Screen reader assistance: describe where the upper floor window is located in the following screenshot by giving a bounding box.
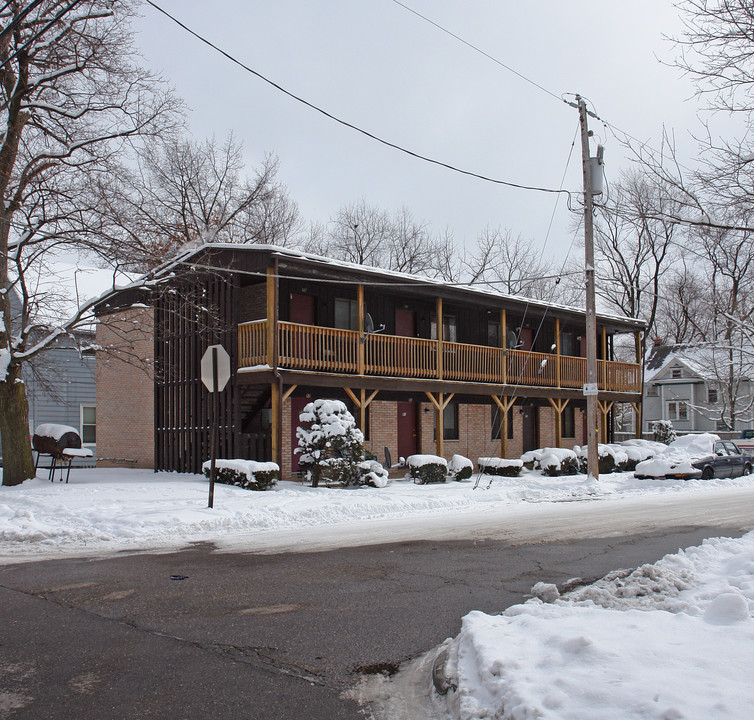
[487,320,500,348]
[667,401,688,421]
[647,384,659,397]
[708,387,718,404]
[671,367,682,379]
[559,331,578,357]
[334,298,358,331]
[430,313,457,343]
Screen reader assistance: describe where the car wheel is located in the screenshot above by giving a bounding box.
[701,466,714,480]
[744,464,752,476]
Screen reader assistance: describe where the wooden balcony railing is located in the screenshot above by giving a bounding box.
[238,320,642,393]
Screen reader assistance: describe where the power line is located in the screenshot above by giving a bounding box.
[389,0,566,106]
[143,0,571,199]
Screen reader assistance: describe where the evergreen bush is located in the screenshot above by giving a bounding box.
[407,455,447,484]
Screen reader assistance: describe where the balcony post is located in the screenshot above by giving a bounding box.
[357,284,365,375]
[266,267,275,367]
[501,309,507,385]
[436,297,443,381]
[635,330,643,438]
[555,318,561,388]
[492,395,514,458]
[270,380,281,471]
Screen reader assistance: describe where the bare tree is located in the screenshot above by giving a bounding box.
[321,199,449,276]
[0,1,180,485]
[466,226,555,299]
[100,137,302,269]
[591,172,681,357]
[654,262,712,343]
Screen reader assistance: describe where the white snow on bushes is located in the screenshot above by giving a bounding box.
[406,454,447,468]
[201,459,278,480]
[443,531,754,720]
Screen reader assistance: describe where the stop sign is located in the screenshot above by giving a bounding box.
[201,344,231,392]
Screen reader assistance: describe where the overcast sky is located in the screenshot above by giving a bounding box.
[133,1,729,265]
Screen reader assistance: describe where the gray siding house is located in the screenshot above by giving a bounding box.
[0,289,96,466]
[643,341,754,436]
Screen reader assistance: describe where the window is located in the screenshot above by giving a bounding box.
[559,331,577,357]
[671,367,682,378]
[716,419,729,431]
[708,387,718,404]
[491,406,514,440]
[81,405,96,444]
[334,298,358,331]
[430,313,457,342]
[561,406,575,438]
[667,401,688,421]
[646,384,659,397]
[487,320,500,348]
[436,402,458,441]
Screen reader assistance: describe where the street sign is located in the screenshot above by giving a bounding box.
[582,382,599,396]
[201,345,231,393]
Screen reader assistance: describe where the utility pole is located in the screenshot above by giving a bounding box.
[577,95,600,481]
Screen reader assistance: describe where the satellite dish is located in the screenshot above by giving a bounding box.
[506,330,520,349]
[364,313,375,334]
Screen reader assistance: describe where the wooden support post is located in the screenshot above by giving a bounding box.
[492,395,516,458]
[266,267,275,367]
[282,384,297,403]
[635,330,643,438]
[271,381,280,470]
[357,284,365,375]
[548,397,569,448]
[555,318,561,388]
[425,391,454,458]
[344,387,379,433]
[501,308,507,385]
[597,399,614,444]
[436,297,444,381]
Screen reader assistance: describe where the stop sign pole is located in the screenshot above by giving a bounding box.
[201,344,231,508]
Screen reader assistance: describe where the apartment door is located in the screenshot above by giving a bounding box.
[395,308,416,337]
[289,293,316,363]
[290,293,316,324]
[397,402,418,459]
[522,405,538,453]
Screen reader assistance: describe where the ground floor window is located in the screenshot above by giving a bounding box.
[81,405,96,444]
[491,405,514,440]
[434,402,459,441]
[561,405,575,437]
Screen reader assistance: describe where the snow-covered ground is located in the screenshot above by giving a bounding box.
[2,465,754,562]
[3,466,754,720]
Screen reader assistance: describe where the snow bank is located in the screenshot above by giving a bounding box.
[444,531,754,720]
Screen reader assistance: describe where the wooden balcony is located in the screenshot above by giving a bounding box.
[238,320,642,394]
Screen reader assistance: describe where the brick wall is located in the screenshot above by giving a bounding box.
[96,307,155,468]
[239,284,266,322]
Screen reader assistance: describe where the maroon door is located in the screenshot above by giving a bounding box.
[395,308,416,337]
[519,328,534,351]
[397,402,418,459]
[290,396,309,472]
[522,405,538,453]
[290,293,316,324]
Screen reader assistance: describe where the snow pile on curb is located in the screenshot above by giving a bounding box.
[443,531,754,720]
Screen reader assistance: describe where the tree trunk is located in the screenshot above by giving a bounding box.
[0,368,35,486]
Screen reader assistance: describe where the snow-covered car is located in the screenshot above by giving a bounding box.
[634,433,754,480]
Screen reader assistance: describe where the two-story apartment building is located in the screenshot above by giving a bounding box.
[96,244,644,478]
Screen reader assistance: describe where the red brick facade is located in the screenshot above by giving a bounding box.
[96,307,155,468]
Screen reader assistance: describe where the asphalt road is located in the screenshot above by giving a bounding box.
[2,495,753,720]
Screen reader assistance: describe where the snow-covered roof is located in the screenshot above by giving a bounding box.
[645,342,754,383]
[149,242,645,331]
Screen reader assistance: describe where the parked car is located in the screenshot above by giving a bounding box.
[634,433,754,480]
[693,440,754,479]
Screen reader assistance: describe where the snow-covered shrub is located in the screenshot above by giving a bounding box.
[538,448,580,476]
[574,444,624,475]
[407,454,447,484]
[202,460,279,491]
[520,449,542,470]
[478,457,523,477]
[448,454,473,481]
[652,419,677,444]
[357,460,389,488]
[295,399,365,487]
